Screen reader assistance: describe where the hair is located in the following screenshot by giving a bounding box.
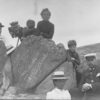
[40,8,51,16]
[26,19,35,28]
[68,40,77,48]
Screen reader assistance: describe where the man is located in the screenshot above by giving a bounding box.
[46,71,71,100]
[80,53,100,100]
[66,40,81,87]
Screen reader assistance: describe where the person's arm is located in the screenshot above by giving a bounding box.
[41,24,54,39]
[36,22,41,36]
[73,53,80,65]
[66,50,72,62]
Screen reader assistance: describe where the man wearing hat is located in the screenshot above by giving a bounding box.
[46,71,71,100]
[80,53,100,100]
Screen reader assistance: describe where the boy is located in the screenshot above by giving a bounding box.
[46,71,71,100]
[37,8,54,39]
[66,40,81,87]
[23,19,38,37]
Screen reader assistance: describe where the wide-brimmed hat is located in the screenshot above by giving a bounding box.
[0,23,4,27]
[52,71,69,80]
[84,53,96,61]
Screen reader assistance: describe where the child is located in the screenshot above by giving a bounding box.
[23,19,38,37]
[37,8,54,39]
[46,71,71,100]
[66,40,81,87]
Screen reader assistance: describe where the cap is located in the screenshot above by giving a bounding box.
[0,23,4,27]
[84,53,96,61]
[52,71,69,80]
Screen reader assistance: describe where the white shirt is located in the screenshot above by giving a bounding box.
[46,88,71,100]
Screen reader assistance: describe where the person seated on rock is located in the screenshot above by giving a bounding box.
[79,53,100,100]
[46,71,71,100]
[37,8,54,39]
[23,19,39,38]
[66,40,81,87]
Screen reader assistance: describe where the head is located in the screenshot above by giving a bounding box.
[68,40,77,52]
[41,8,51,21]
[85,53,96,63]
[84,53,96,69]
[52,71,68,90]
[0,23,4,35]
[26,19,35,29]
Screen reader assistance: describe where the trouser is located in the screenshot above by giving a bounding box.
[75,70,82,87]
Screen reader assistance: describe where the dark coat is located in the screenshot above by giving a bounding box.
[66,49,81,86]
[79,63,100,100]
[66,49,80,68]
[37,20,54,39]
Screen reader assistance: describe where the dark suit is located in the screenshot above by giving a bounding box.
[80,62,100,100]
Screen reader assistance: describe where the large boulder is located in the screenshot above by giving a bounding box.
[10,36,67,92]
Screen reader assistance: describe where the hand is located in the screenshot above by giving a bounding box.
[82,83,92,92]
[96,73,100,77]
[71,57,75,61]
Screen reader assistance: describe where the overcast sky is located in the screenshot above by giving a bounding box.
[0,0,100,48]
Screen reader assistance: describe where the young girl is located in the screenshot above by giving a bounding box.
[37,8,54,39]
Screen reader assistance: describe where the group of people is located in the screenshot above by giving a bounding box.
[0,7,99,100]
[8,8,54,42]
[46,51,100,100]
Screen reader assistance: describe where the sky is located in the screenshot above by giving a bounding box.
[0,0,100,48]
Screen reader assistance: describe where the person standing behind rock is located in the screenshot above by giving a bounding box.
[37,8,54,39]
[66,40,81,87]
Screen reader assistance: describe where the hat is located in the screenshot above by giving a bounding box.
[0,23,4,27]
[10,21,18,26]
[84,53,96,61]
[52,71,68,80]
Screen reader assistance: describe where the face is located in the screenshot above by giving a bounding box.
[69,45,76,52]
[53,79,66,90]
[41,11,51,21]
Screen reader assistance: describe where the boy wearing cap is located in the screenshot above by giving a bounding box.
[66,40,81,87]
[80,53,100,100]
[46,71,71,100]
[37,8,54,39]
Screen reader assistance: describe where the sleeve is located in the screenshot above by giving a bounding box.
[65,91,71,100]
[37,22,41,35]
[48,23,54,39]
[79,73,86,90]
[92,82,100,90]
[46,92,52,100]
[66,50,72,62]
[74,53,81,65]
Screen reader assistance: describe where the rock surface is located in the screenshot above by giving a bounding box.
[10,36,67,92]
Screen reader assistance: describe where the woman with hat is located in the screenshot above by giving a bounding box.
[46,71,71,100]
